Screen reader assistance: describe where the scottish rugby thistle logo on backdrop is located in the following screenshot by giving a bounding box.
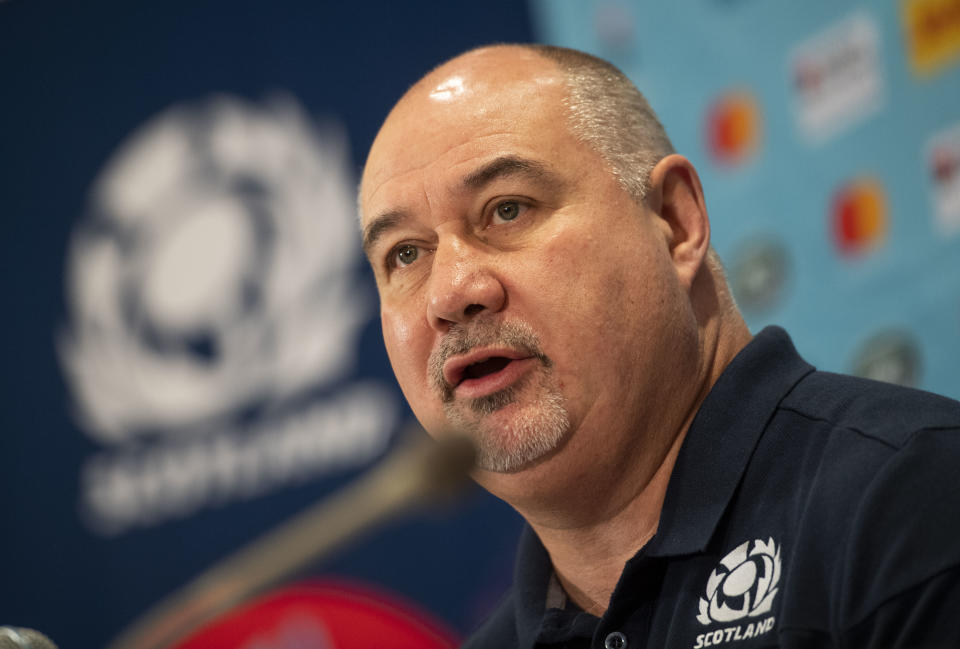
[59,94,398,536]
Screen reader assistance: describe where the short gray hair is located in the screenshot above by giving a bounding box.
[526,44,675,202]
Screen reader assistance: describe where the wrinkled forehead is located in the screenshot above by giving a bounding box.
[360,49,569,219]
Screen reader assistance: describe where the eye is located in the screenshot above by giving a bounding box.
[392,244,420,267]
[492,200,523,224]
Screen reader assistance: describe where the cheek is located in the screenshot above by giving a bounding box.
[381,308,423,389]
[381,307,446,429]
[532,227,598,289]
[535,224,629,314]
[535,219,677,350]
[382,307,413,349]
[381,304,434,387]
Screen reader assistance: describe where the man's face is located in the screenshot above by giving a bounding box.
[360,49,697,491]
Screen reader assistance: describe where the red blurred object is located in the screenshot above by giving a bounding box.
[173,580,460,649]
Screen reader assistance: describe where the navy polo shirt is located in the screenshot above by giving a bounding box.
[463,327,960,649]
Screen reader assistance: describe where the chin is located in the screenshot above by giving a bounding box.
[455,395,570,474]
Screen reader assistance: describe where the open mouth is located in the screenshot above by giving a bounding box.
[443,350,537,400]
[462,356,513,381]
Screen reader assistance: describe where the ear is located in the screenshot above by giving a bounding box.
[644,154,711,291]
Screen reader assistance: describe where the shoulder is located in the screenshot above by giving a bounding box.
[759,371,960,527]
[777,372,960,628]
[780,370,960,449]
[839,424,960,621]
[460,590,520,649]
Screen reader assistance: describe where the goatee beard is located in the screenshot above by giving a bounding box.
[428,320,569,473]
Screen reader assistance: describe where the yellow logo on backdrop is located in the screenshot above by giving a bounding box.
[902,0,960,77]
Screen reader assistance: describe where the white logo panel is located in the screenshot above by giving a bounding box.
[926,121,960,235]
[790,12,884,144]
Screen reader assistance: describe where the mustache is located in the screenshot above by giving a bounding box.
[428,320,550,400]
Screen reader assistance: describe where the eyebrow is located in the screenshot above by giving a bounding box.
[362,155,562,258]
[461,155,558,191]
[362,210,407,259]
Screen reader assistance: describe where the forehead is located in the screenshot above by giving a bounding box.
[360,52,577,222]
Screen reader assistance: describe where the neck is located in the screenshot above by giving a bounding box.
[527,293,752,616]
[531,421,688,615]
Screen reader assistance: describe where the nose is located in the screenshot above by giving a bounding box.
[426,234,506,330]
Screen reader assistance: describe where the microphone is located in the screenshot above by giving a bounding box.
[0,627,57,649]
[105,428,476,649]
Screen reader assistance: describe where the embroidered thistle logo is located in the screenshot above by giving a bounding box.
[697,538,781,625]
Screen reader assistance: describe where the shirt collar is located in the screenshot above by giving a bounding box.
[513,524,557,649]
[509,326,814,645]
[644,325,814,557]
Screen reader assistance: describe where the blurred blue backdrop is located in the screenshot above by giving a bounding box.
[1,1,957,647]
